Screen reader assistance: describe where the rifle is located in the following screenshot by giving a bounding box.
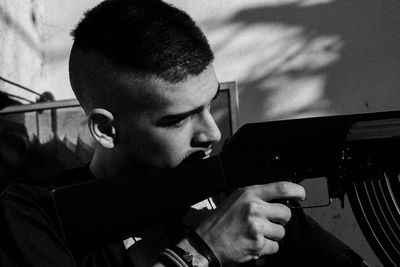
[51,110,400,265]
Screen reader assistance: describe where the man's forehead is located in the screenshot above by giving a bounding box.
[113,64,218,114]
[151,69,218,111]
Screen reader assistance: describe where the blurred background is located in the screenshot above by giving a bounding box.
[1,0,400,265]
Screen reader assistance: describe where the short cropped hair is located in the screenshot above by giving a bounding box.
[71,0,214,83]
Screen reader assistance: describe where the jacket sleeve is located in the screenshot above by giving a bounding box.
[0,188,78,267]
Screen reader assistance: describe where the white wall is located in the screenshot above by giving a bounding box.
[170,0,400,123]
[0,0,44,102]
[2,0,400,266]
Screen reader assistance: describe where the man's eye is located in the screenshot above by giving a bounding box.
[171,119,186,127]
[166,117,187,128]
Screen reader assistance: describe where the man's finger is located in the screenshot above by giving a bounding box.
[261,239,279,256]
[263,221,286,241]
[264,202,292,226]
[251,182,306,202]
[248,201,291,225]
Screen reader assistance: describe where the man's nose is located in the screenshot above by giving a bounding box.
[192,110,221,146]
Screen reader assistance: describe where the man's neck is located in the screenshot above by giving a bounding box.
[89,148,124,179]
[89,148,151,179]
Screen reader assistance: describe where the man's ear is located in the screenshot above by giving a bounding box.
[87,108,116,149]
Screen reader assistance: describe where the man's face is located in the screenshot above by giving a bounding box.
[115,65,221,171]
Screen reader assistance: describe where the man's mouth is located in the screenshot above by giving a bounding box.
[180,150,211,165]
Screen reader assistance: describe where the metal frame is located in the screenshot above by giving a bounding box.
[0,99,80,114]
[219,81,240,133]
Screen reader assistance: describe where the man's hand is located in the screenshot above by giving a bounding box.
[195,181,306,265]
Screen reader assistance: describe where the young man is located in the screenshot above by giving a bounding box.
[0,0,364,266]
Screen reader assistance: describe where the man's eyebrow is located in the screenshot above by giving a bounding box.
[157,106,204,125]
[156,83,220,125]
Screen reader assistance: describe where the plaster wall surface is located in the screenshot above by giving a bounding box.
[0,0,44,102]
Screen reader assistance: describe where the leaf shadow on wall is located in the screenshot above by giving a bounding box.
[209,0,400,122]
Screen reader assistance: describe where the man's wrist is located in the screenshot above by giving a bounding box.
[159,223,221,267]
[182,226,221,267]
[176,238,209,267]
